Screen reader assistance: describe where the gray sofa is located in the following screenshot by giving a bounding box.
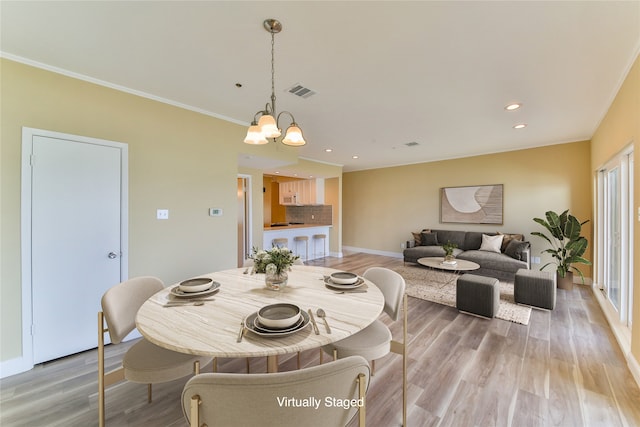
[403,228,530,281]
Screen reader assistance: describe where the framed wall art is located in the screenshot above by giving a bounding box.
[440,184,503,224]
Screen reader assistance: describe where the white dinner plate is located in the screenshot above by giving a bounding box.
[253,316,304,333]
[324,276,365,289]
[244,311,310,337]
[170,281,220,298]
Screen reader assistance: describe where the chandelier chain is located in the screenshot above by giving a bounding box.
[270,29,276,114]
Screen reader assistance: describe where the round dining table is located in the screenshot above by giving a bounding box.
[136,265,385,372]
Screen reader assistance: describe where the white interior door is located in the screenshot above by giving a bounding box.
[30,134,124,363]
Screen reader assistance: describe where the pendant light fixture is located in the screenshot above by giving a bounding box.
[244,19,306,146]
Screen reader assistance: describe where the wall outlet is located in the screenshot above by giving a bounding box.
[400,243,406,249]
[531,256,541,264]
[157,209,169,220]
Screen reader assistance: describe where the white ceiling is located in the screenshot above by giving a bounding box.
[2,1,639,173]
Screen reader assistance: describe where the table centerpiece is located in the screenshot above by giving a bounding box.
[250,246,300,291]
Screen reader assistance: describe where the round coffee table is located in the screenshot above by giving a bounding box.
[417,257,480,273]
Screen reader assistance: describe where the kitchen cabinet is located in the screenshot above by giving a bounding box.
[278,179,324,205]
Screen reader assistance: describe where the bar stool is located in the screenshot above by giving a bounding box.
[272,238,288,248]
[293,236,309,260]
[313,234,327,258]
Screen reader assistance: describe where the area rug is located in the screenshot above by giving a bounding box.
[393,265,531,325]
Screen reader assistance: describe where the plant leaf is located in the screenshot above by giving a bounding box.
[545,211,564,240]
[564,215,581,241]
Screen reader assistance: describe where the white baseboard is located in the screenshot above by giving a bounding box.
[629,350,640,388]
[0,356,32,379]
[342,246,403,259]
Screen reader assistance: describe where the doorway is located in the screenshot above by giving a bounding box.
[597,146,634,328]
[21,128,128,365]
[237,175,252,267]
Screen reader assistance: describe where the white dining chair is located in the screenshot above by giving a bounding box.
[182,355,370,427]
[98,276,212,427]
[321,267,408,426]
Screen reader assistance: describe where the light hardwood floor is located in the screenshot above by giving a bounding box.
[1,253,639,426]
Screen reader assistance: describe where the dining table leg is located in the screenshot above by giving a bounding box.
[267,355,278,373]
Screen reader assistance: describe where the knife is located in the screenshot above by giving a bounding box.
[308,309,320,335]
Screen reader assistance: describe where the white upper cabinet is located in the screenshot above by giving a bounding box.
[279,178,324,205]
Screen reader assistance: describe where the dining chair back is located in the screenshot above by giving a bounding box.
[362,267,405,321]
[323,267,408,426]
[182,356,370,427]
[98,276,211,427]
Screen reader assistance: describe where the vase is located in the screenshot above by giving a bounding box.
[444,254,455,262]
[557,271,573,290]
[265,270,288,291]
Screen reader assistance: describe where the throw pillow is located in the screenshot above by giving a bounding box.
[505,239,530,261]
[497,232,524,252]
[479,234,503,253]
[411,228,430,246]
[421,232,438,246]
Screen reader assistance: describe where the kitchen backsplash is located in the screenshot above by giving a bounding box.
[286,205,332,225]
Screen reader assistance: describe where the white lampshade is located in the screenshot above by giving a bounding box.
[282,125,306,146]
[244,124,269,145]
[258,115,281,138]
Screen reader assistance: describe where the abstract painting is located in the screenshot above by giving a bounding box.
[440,184,503,224]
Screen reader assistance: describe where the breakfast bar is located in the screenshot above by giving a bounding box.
[263,224,331,260]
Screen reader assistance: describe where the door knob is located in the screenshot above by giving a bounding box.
[108,252,118,259]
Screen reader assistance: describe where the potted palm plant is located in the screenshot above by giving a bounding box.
[531,210,591,290]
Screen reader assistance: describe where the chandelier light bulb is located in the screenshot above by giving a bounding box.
[282,125,306,146]
[244,124,269,145]
[258,114,281,138]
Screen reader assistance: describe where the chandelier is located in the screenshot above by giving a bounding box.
[244,19,306,146]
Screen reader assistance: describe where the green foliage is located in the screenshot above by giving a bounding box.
[531,209,591,282]
[249,246,299,275]
[442,241,457,257]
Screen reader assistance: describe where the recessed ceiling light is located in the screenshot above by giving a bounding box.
[513,123,527,129]
[352,155,359,159]
[505,103,521,111]
[325,148,333,153]
[275,171,280,174]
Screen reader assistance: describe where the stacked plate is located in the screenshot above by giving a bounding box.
[245,303,310,337]
[170,278,220,298]
[324,271,365,290]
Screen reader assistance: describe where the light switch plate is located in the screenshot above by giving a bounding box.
[209,208,223,217]
[157,209,169,220]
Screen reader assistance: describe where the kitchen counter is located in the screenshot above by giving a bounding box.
[263,225,331,260]
[263,223,332,231]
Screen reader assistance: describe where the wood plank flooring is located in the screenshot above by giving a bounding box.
[1,253,639,426]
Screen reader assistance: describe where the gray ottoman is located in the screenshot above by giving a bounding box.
[514,269,556,310]
[456,274,500,318]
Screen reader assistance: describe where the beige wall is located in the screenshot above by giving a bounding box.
[343,141,593,278]
[591,54,639,364]
[0,59,333,363]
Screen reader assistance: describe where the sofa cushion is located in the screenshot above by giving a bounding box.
[411,229,430,246]
[432,230,466,250]
[463,232,485,250]
[504,239,530,261]
[498,232,525,252]
[421,232,439,246]
[479,234,503,253]
[458,250,526,273]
